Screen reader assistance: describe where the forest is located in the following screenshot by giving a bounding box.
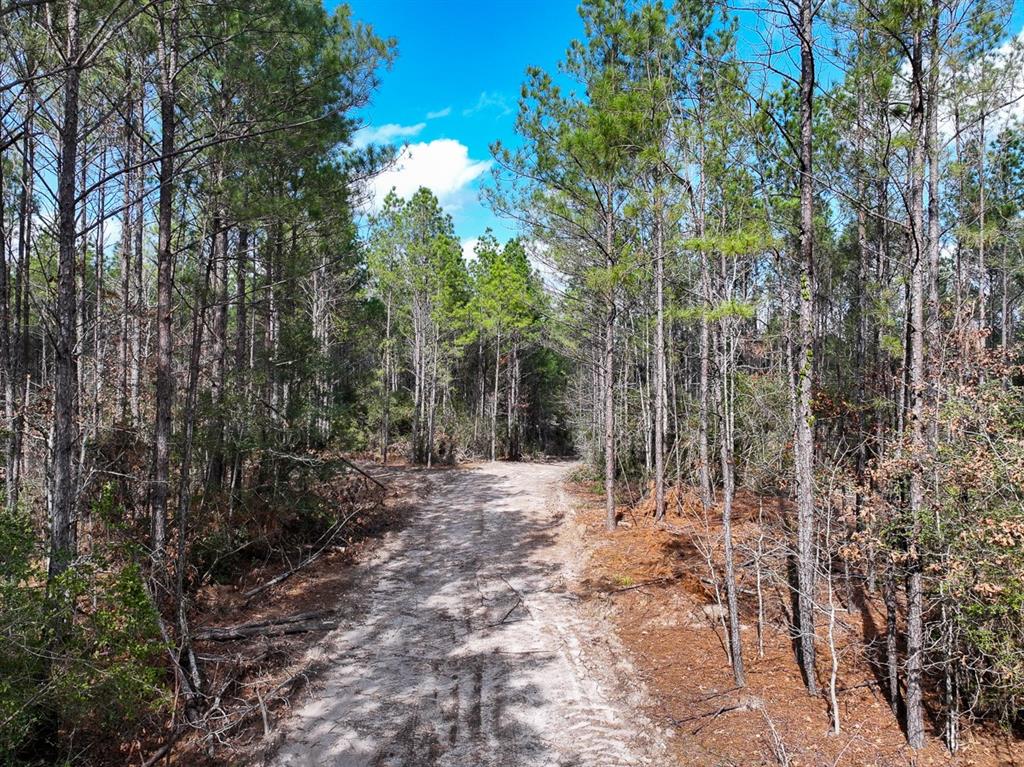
[1,0,1023,764]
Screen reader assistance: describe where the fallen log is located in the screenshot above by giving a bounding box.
[195,611,337,642]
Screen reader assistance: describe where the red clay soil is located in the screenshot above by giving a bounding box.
[568,480,1024,767]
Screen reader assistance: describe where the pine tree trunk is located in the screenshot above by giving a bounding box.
[905,21,928,751]
[853,37,870,595]
[10,101,34,513]
[427,326,438,468]
[604,199,617,532]
[654,194,666,521]
[977,111,987,343]
[926,8,957,748]
[92,149,107,440]
[151,2,179,568]
[412,316,422,463]
[884,567,900,712]
[0,146,11,516]
[794,0,818,695]
[206,199,229,490]
[718,317,745,686]
[130,82,144,425]
[492,329,500,461]
[693,154,713,513]
[0,143,12,516]
[506,339,514,458]
[51,0,82,583]
[512,343,521,459]
[381,291,392,463]
[230,227,249,498]
[119,79,133,422]
[172,243,215,709]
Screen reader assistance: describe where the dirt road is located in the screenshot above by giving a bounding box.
[266,461,668,766]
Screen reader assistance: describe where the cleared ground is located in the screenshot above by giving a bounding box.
[266,461,667,767]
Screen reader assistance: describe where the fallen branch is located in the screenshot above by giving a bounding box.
[195,611,337,642]
[688,685,742,704]
[141,728,185,767]
[670,694,764,735]
[242,504,364,602]
[488,597,523,627]
[671,702,746,725]
[700,576,756,596]
[140,654,249,765]
[338,454,387,490]
[610,577,670,593]
[835,680,878,695]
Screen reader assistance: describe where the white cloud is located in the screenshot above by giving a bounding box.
[352,121,426,149]
[103,217,122,250]
[983,31,1024,133]
[426,107,451,119]
[463,91,512,117]
[920,29,1024,144]
[461,238,480,262]
[524,239,565,291]
[364,139,492,212]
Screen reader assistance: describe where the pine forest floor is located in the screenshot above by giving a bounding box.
[572,480,1024,767]
[155,460,1024,766]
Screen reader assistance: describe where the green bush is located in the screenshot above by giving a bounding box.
[0,507,168,765]
[0,508,47,760]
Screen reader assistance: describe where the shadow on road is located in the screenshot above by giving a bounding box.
[266,462,637,767]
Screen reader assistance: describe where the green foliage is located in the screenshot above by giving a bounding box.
[468,235,544,358]
[685,228,778,257]
[51,561,165,727]
[707,299,756,322]
[0,508,45,760]
[0,505,166,764]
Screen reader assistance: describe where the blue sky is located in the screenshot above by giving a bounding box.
[334,0,1024,256]
[334,0,585,252]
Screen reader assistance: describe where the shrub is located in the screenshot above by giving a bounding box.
[0,505,167,765]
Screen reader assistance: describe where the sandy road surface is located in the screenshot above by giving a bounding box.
[266,461,667,767]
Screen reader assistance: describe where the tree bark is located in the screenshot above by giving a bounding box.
[604,196,617,532]
[50,0,82,583]
[151,0,179,568]
[793,0,818,695]
[1,145,11,515]
[653,191,666,521]
[10,93,34,514]
[174,238,214,703]
[230,226,249,499]
[426,325,438,467]
[718,313,745,686]
[206,195,229,490]
[130,81,145,425]
[904,17,928,751]
[977,111,987,342]
[694,138,713,513]
[381,291,392,463]
[119,71,134,422]
[91,148,107,440]
[492,329,500,461]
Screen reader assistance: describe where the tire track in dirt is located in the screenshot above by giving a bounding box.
[264,461,668,767]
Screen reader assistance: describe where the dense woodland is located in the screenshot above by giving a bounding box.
[1,0,1024,763]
